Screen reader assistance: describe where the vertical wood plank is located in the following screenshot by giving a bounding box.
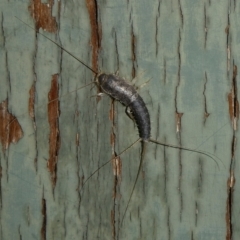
[0,0,239,239]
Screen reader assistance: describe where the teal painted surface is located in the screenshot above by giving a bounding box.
[0,0,239,239]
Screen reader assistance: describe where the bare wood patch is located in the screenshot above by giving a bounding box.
[0,100,23,151]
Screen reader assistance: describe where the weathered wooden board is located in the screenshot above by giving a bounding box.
[0,0,239,239]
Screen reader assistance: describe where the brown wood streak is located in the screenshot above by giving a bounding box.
[228,65,239,129]
[28,84,37,169]
[0,100,23,151]
[28,0,58,33]
[85,0,101,73]
[28,84,35,120]
[47,74,60,187]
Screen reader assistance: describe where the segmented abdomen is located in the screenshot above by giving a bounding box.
[98,73,151,141]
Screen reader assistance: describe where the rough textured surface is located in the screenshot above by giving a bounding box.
[0,0,239,239]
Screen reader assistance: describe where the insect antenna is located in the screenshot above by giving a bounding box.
[8,18,98,130]
[149,138,223,169]
[15,17,98,75]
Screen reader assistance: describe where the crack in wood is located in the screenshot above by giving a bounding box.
[47,74,60,187]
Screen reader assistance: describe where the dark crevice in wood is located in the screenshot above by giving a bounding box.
[139,206,142,237]
[175,28,183,221]
[197,159,203,195]
[175,29,183,128]
[113,30,120,72]
[63,204,67,238]
[29,31,38,125]
[195,201,198,227]
[226,7,231,73]
[28,83,38,171]
[163,58,167,85]
[41,197,47,240]
[131,23,137,79]
[74,93,82,216]
[226,64,238,240]
[163,140,168,204]
[47,74,60,188]
[226,165,235,240]
[86,0,101,73]
[203,72,210,124]
[5,51,11,93]
[154,104,161,159]
[167,206,171,240]
[178,0,184,27]
[18,226,22,240]
[86,0,102,104]
[1,13,6,48]
[155,0,161,56]
[109,99,120,239]
[232,65,239,124]
[228,65,238,129]
[204,4,208,49]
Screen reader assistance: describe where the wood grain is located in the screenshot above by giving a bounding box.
[0,0,238,239]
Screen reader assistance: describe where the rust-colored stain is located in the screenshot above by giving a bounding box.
[28,84,35,120]
[29,0,58,33]
[0,100,23,151]
[228,91,235,122]
[47,74,60,187]
[175,112,183,132]
[110,132,115,146]
[228,65,239,129]
[86,0,101,73]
